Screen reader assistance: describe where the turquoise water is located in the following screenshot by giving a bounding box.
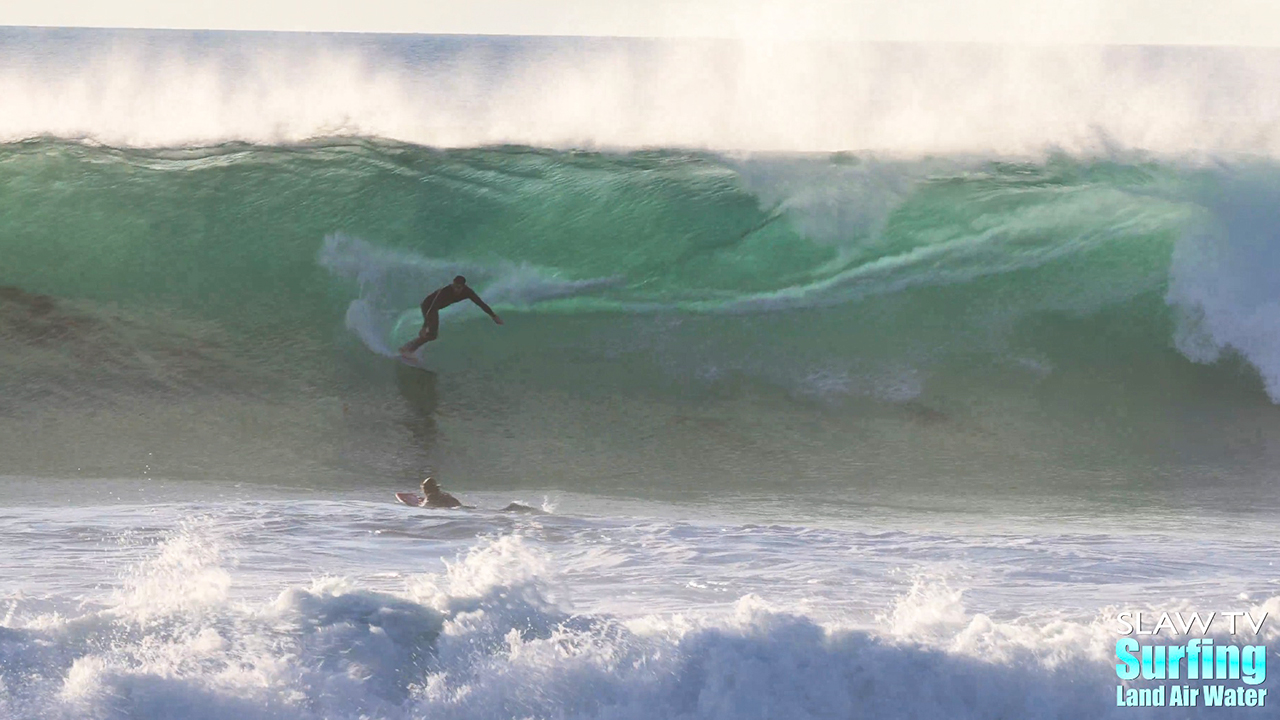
[3,139,1280,510]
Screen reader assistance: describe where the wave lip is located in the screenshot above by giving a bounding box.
[1168,170,1280,401]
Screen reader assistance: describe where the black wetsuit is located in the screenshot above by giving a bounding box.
[423,490,463,508]
[418,284,496,341]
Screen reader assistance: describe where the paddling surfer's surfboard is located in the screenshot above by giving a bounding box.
[394,492,424,507]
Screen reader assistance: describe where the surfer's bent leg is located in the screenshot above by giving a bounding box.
[399,311,440,356]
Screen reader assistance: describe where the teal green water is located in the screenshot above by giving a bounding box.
[2,139,1279,504]
[0,142,1185,315]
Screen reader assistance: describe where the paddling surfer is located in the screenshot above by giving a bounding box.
[420,477,464,508]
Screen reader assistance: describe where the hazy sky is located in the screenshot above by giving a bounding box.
[1,0,1277,46]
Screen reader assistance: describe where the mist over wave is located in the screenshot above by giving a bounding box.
[2,27,1279,155]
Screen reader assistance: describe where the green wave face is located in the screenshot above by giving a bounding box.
[2,143,832,321]
[4,138,1279,498]
[0,141,1189,318]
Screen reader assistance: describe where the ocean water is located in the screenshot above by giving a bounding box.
[2,27,1280,719]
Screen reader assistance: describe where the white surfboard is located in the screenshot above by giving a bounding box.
[397,354,427,370]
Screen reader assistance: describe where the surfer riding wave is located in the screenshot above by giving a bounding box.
[399,275,503,360]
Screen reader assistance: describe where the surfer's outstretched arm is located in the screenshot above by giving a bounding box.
[466,289,503,324]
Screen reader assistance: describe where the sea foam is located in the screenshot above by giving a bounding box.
[4,525,1277,720]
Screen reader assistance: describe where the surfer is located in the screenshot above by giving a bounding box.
[399,275,502,360]
[420,477,463,508]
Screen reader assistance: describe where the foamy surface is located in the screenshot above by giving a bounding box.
[2,478,1277,719]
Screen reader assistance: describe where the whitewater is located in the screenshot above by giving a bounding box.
[2,27,1280,720]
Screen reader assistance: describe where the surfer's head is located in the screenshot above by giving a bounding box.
[452,275,466,290]
[421,477,440,494]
